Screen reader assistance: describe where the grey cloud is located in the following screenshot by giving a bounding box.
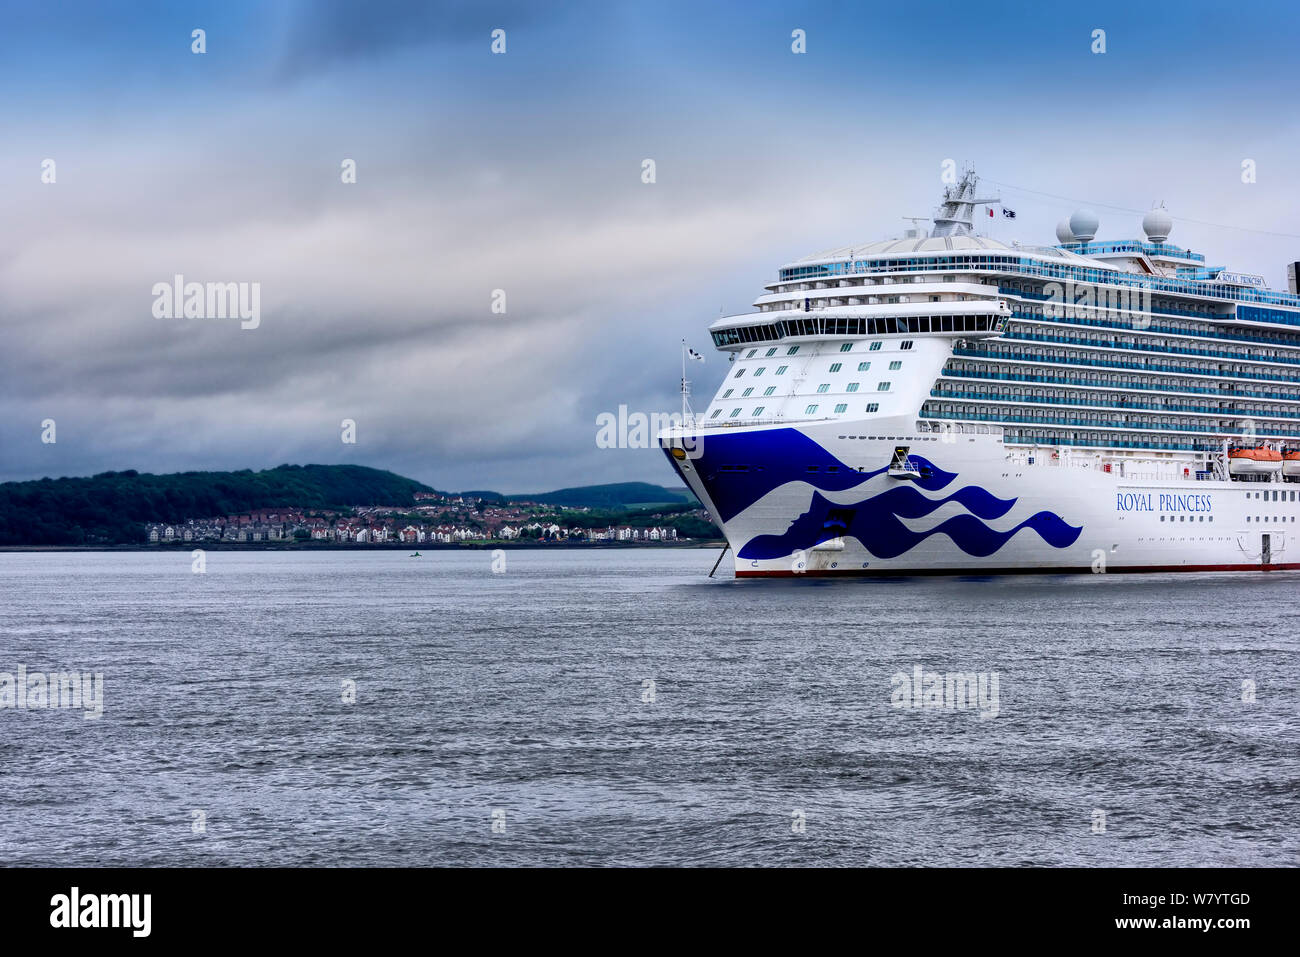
[7,40,1299,493]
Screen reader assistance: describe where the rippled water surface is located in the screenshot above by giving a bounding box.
[1,549,1296,866]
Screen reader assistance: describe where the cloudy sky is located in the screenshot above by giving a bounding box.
[3,0,1300,492]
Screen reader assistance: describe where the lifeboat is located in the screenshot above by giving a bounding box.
[1228,446,1283,477]
[1283,449,1300,480]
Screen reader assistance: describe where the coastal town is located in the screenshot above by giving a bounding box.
[143,490,712,546]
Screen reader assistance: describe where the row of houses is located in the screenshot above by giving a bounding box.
[499,524,679,542]
[146,521,681,544]
[147,523,288,543]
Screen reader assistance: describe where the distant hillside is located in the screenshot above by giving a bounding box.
[458,490,506,502]
[509,482,691,508]
[0,464,433,546]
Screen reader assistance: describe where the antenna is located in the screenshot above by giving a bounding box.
[902,216,929,239]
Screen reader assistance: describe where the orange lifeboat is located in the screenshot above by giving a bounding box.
[1228,446,1283,477]
[1283,448,1300,480]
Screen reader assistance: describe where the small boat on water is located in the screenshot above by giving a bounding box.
[410,551,421,557]
[1227,446,1283,477]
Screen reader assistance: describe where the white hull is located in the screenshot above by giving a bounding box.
[662,418,1299,576]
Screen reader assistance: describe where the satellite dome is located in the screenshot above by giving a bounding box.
[1055,220,1076,244]
[1142,204,1172,244]
[1068,209,1099,242]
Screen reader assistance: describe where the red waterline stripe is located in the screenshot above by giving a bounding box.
[734,562,1300,578]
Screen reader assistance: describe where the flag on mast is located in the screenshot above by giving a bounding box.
[687,347,705,363]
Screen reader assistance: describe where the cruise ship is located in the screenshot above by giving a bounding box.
[659,170,1300,575]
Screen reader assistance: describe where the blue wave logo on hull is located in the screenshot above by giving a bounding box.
[669,425,1082,561]
[737,488,1083,561]
[679,427,958,523]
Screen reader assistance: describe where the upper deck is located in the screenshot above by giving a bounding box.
[692,172,1300,461]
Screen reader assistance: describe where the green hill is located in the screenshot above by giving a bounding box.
[0,464,434,546]
[509,482,691,508]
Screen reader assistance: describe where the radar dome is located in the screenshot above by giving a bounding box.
[1068,209,1099,242]
[1142,204,1172,243]
[1055,220,1076,244]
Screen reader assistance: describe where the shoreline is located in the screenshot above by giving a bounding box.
[0,540,725,553]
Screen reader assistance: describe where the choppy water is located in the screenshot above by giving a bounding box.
[0,549,1296,866]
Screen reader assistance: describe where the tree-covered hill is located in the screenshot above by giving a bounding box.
[460,483,691,508]
[0,464,434,545]
[512,482,690,508]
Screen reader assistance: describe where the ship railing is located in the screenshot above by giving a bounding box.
[1004,448,1218,480]
[915,420,1001,436]
[698,415,837,431]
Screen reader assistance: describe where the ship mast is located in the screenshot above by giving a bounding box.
[931,168,1001,237]
[680,339,693,422]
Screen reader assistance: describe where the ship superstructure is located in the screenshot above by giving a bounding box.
[660,171,1300,575]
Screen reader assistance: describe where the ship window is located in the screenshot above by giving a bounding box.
[846,383,860,392]
[816,383,830,393]
[870,342,882,351]
[834,403,848,413]
[858,361,871,371]
[742,388,754,397]
[805,404,819,414]
[746,349,757,358]
[710,409,722,419]
[763,386,776,396]
[734,368,745,378]
[776,365,788,375]
[877,382,892,391]
[754,367,765,376]
[787,346,800,355]
[901,341,914,350]
[766,348,777,357]
[729,408,742,417]
[840,343,853,352]
[723,389,733,398]
[829,362,842,373]
[866,403,880,412]
[889,361,902,370]
[753,406,765,416]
